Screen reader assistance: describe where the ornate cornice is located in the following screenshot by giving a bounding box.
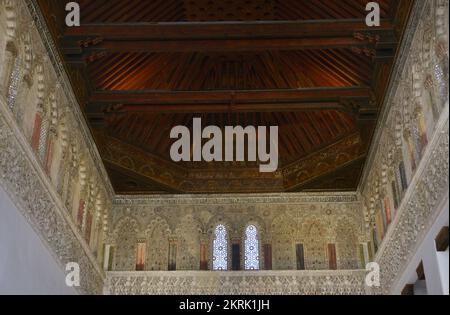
[101,135,284,194]
[283,133,364,190]
[113,191,359,206]
[102,131,362,193]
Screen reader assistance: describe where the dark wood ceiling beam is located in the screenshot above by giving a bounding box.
[98,102,348,114]
[62,19,397,55]
[64,19,395,40]
[87,87,375,114]
[66,37,385,54]
[89,87,372,105]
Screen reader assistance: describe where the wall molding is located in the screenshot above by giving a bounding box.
[104,270,368,295]
[114,192,359,207]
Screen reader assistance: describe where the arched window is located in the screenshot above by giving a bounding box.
[213,224,228,271]
[244,224,260,270]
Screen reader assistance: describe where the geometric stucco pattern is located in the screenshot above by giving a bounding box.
[104,270,368,295]
[0,0,448,296]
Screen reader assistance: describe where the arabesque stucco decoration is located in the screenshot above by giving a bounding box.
[0,0,448,296]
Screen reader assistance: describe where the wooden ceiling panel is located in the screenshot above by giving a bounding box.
[88,50,373,91]
[36,0,413,194]
[103,110,357,166]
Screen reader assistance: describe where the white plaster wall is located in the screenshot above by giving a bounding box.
[0,185,77,295]
[436,247,449,294]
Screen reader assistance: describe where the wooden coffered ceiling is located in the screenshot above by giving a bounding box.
[37,0,413,194]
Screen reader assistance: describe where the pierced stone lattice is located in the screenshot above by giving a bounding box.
[244,225,259,270]
[213,224,228,271]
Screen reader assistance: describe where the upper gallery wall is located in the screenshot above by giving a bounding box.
[360,0,449,294]
[0,0,114,294]
[109,193,368,272]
